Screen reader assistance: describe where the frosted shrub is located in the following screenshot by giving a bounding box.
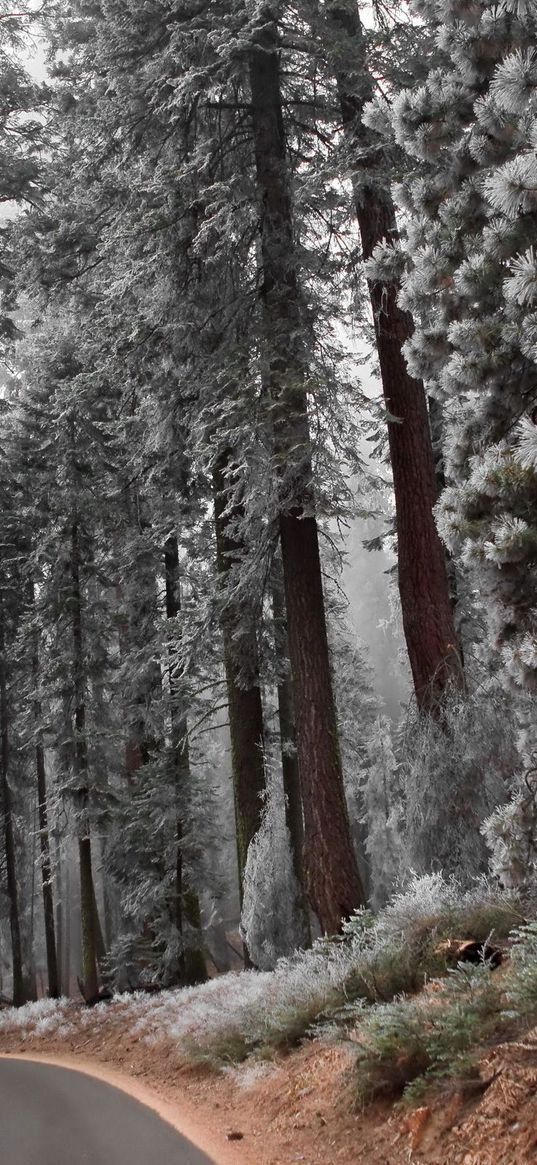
[401,682,517,879]
[375,871,522,946]
[483,768,537,890]
[240,766,308,970]
[137,875,521,1063]
[375,872,461,939]
[0,997,71,1037]
[362,717,404,909]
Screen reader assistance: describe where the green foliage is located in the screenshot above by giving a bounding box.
[505,922,537,1018]
[352,963,504,1106]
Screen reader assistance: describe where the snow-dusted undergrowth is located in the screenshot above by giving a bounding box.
[0,875,524,1066]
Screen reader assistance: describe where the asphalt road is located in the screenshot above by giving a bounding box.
[0,1058,216,1165]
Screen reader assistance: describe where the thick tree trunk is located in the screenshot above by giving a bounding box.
[249,16,366,934]
[0,612,25,1006]
[164,534,206,985]
[325,0,463,716]
[212,454,266,897]
[70,520,103,1001]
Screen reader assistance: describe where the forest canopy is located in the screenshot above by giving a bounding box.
[0,0,536,1005]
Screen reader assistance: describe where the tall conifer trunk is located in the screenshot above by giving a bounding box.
[33,678,60,998]
[325,0,462,716]
[0,606,25,1006]
[54,833,63,996]
[164,534,206,985]
[212,452,266,900]
[30,582,59,999]
[70,520,103,1001]
[249,14,365,934]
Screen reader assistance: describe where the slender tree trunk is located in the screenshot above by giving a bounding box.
[70,520,102,1001]
[212,453,266,897]
[0,610,25,1006]
[31,615,60,999]
[91,673,116,951]
[35,743,60,998]
[249,16,366,934]
[164,534,206,985]
[63,851,71,995]
[324,0,463,716]
[54,833,63,996]
[99,828,115,951]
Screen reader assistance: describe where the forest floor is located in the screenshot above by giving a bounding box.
[1,999,537,1165]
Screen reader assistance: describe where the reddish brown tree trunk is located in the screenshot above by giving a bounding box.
[249,15,366,934]
[325,0,463,715]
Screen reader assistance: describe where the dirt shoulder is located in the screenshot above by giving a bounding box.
[2,1007,537,1165]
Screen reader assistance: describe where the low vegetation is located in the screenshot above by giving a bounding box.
[3,873,537,1110]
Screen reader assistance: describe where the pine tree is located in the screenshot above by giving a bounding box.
[368,0,537,693]
[248,9,366,932]
[319,0,463,717]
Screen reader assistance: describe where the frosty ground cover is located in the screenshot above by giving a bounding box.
[0,875,525,1070]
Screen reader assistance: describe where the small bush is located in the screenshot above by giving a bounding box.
[352,963,505,1106]
[505,921,537,1018]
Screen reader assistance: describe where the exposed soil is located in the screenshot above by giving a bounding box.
[2,1007,537,1165]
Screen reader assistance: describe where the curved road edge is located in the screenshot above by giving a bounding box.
[0,1051,242,1165]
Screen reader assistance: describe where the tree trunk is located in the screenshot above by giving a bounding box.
[212,454,266,897]
[55,835,63,995]
[31,615,60,999]
[325,0,463,716]
[63,850,71,995]
[70,520,103,1001]
[249,15,366,934]
[0,609,25,1006]
[164,534,206,985]
[35,742,60,998]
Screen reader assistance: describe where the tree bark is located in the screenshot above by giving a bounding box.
[54,832,63,996]
[0,607,25,1006]
[164,533,206,986]
[70,520,103,1001]
[325,0,463,716]
[212,453,266,898]
[31,612,60,999]
[35,741,60,997]
[249,14,366,934]
[63,848,71,996]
